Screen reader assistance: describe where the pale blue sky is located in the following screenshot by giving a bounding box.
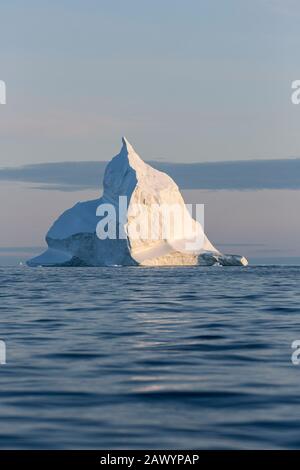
[1,0,300,164]
[0,1,299,262]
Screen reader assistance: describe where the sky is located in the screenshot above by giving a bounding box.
[0,0,300,264]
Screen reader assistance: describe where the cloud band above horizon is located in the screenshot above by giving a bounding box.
[0,158,299,192]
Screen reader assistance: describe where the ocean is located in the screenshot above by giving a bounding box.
[0,265,299,449]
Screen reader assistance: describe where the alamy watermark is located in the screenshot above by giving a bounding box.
[291,80,300,105]
[0,341,6,365]
[291,340,300,365]
[0,80,6,104]
[96,197,206,252]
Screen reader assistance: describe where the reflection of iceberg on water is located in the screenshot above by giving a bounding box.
[27,138,248,267]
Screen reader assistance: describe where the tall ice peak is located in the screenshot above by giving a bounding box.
[121,136,134,152]
[120,136,145,169]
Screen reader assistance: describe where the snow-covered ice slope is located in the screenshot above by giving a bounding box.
[27,138,248,267]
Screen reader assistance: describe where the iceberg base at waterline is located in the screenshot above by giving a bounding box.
[27,138,248,268]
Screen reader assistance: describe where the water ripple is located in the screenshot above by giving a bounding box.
[0,265,299,449]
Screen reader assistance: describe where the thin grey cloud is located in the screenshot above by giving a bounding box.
[0,158,299,191]
[0,246,45,253]
[0,162,106,191]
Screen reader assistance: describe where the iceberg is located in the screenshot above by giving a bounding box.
[27,138,248,267]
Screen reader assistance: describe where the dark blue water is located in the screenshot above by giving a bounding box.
[0,265,300,449]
